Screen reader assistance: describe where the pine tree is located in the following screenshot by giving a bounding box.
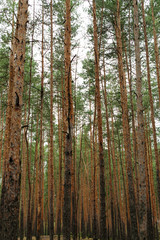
[92,1,106,239]
[0,1,28,239]
[63,0,74,239]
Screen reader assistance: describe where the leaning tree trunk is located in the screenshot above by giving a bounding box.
[0,1,28,239]
[63,0,74,240]
[92,1,106,239]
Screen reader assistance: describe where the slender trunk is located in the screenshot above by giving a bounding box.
[114,1,138,238]
[26,113,33,240]
[0,1,28,239]
[92,1,106,239]
[31,113,39,236]
[144,123,153,239]
[72,55,78,240]
[151,0,160,104]
[141,0,160,209]
[92,100,98,240]
[57,104,62,240]
[116,145,126,239]
[124,42,139,205]
[49,1,54,239]
[63,0,74,239]
[41,132,45,234]
[117,129,128,238]
[89,81,94,230]
[0,101,4,176]
[56,67,64,240]
[133,0,147,238]
[76,129,83,239]
[31,112,39,236]
[26,4,35,238]
[37,3,44,239]
[1,0,16,182]
[20,104,27,240]
[146,114,157,230]
[102,52,115,240]
[111,109,119,238]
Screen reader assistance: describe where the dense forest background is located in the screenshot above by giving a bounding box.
[0,0,160,239]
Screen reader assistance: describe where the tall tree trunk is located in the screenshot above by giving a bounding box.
[124,41,139,205]
[26,113,33,240]
[92,100,98,240]
[0,1,28,239]
[111,109,119,239]
[114,1,138,239]
[31,112,39,236]
[133,0,147,238]
[56,103,62,240]
[31,112,39,235]
[117,129,129,239]
[71,55,78,240]
[63,0,74,239]
[20,103,27,240]
[0,96,4,176]
[102,52,115,240]
[1,0,16,182]
[76,129,83,240]
[26,3,35,239]
[141,0,160,210]
[37,3,44,239]
[49,1,54,239]
[145,114,157,233]
[151,0,160,104]
[92,1,106,239]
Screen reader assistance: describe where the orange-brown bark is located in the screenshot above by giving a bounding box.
[63,0,74,239]
[49,1,54,239]
[0,1,28,239]
[92,1,106,239]
[133,0,147,238]
[151,0,160,104]
[114,1,138,238]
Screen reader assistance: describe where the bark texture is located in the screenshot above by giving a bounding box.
[92,1,106,239]
[37,4,44,239]
[49,1,54,239]
[114,1,138,239]
[0,1,28,239]
[63,0,74,239]
[151,0,160,104]
[133,0,147,238]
